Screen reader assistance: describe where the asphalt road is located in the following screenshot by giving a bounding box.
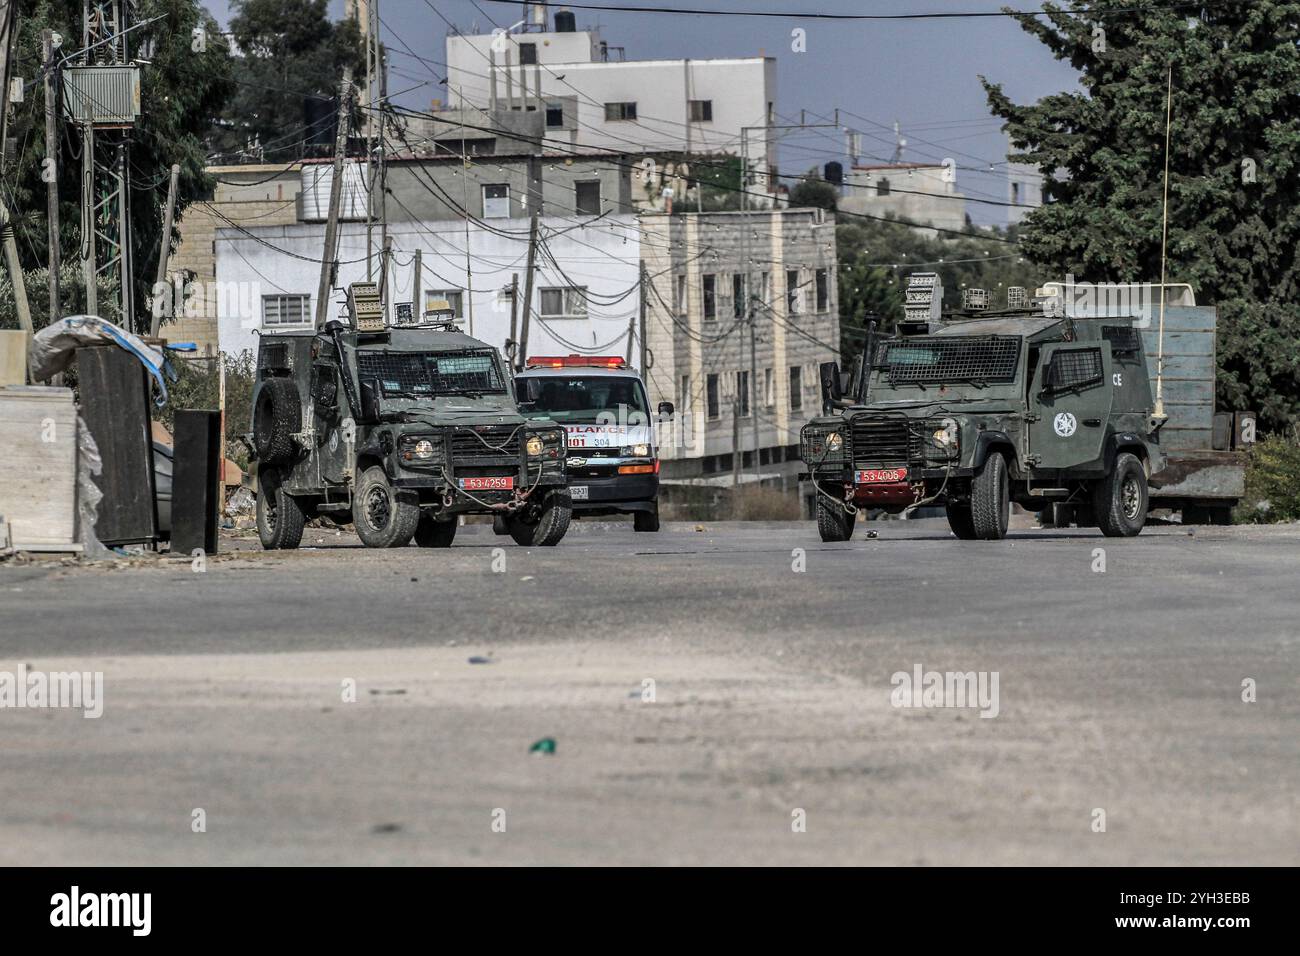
[1,517,1297,865]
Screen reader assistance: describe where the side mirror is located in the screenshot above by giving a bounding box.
[819,361,843,412]
[657,400,675,420]
[358,377,382,425]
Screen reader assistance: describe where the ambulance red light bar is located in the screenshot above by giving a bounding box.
[525,355,628,369]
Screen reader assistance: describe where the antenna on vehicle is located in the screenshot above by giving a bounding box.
[1154,64,1173,421]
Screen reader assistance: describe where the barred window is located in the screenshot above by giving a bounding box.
[1102,325,1143,355]
[1047,347,1104,391]
[262,294,311,328]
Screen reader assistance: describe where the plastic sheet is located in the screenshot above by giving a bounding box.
[29,315,171,404]
[76,415,113,560]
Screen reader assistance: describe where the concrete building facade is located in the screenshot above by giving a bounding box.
[837,162,969,237]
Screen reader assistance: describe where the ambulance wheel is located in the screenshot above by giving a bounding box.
[633,502,660,532]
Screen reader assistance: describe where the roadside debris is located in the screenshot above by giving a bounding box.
[529,737,557,755]
[467,656,493,665]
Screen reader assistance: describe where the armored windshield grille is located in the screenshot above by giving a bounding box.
[1051,348,1104,390]
[882,336,1020,383]
[356,350,504,395]
[1102,325,1143,354]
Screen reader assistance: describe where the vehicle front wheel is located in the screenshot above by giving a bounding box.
[1094,452,1148,537]
[633,501,660,532]
[816,494,854,542]
[256,466,306,550]
[352,466,420,547]
[945,500,978,539]
[508,489,572,546]
[970,452,1010,540]
[414,513,458,547]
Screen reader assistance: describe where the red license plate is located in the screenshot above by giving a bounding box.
[459,476,514,491]
[856,468,907,484]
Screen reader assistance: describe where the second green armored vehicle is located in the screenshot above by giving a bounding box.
[249,283,571,550]
[801,305,1166,541]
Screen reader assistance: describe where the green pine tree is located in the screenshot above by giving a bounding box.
[982,0,1300,425]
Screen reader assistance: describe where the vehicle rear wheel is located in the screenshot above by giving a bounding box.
[353,465,420,547]
[253,377,301,467]
[508,489,572,546]
[256,466,305,550]
[414,513,458,547]
[492,514,510,535]
[633,501,660,532]
[816,494,854,542]
[945,500,978,539]
[1094,452,1147,537]
[970,452,1010,540]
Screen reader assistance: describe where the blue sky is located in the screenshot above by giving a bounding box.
[209,1,1082,224]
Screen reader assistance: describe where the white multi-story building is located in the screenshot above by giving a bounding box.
[1006,162,1044,227]
[837,162,969,237]
[443,3,776,196]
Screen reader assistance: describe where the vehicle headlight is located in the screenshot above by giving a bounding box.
[625,443,650,458]
[413,439,436,459]
[932,418,958,448]
[826,432,843,454]
[526,435,545,456]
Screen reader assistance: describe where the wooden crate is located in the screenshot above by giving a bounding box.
[0,386,81,551]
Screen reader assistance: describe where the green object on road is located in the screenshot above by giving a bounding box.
[529,737,556,755]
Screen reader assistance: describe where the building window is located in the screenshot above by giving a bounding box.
[674,274,687,314]
[876,177,891,197]
[262,294,311,328]
[679,374,691,415]
[425,289,464,318]
[764,367,775,408]
[815,268,830,312]
[732,274,746,319]
[706,374,720,420]
[518,42,538,65]
[786,269,802,314]
[575,180,601,216]
[545,102,564,128]
[759,272,771,305]
[789,365,803,411]
[482,183,510,218]
[688,99,713,122]
[735,370,751,418]
[604,101,638,121]
[702,274,716,321]
[539,287,588,319]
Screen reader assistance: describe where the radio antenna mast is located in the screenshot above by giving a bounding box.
[1154,64,1173,421]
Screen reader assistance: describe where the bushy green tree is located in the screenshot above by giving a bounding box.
[982,1,1300,425]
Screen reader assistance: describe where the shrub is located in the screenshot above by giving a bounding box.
[1235,427,1300,523]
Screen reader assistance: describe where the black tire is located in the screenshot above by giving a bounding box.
[816,495,854,542]
[256,467,305,550]
[945,501,978,539]
[492,514,510,536]
[1094,452,1148,537]
[352,465,420,548]
[508,489,572,546]
[633,501,660,532]
[253,377,301,467]
[414,513,458,547]
[970,452,1010,540]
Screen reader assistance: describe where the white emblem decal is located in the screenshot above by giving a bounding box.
[1053,412,1078,437]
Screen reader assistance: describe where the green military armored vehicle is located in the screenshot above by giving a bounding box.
[249,283,571,550]
[800,309,1166,541]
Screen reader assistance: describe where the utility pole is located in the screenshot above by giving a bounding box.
[149,163,180,337]
[80,119,95,316]
[412,247,422,316]
[731,395,740,487]
[516,212,538,370]
[379,234,392,309]
[638,262,648,374]
[507,272,519,361]
[42,30,61,325]
[315,68,353,329]
[0,0,32,331]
